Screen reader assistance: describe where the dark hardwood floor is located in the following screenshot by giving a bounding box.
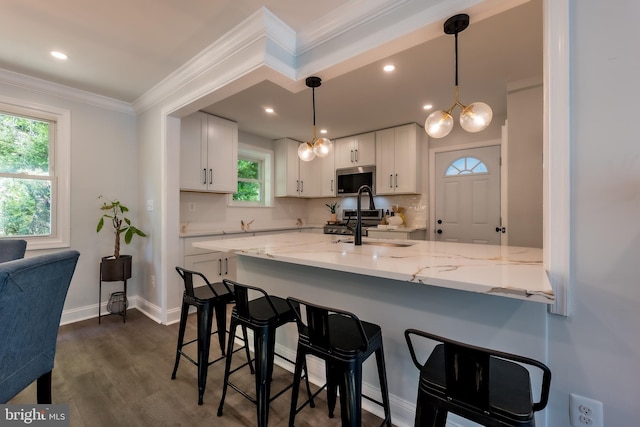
[10,309,387,426]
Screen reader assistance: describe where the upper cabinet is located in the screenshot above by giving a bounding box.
[375,123,422,195]
[334,132,376,169]
[275,138,336,198]
[275,138,316,197]
[180,112,238,193]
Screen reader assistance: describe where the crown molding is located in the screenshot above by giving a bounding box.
[0,67,134,115]
[133,7,296,114]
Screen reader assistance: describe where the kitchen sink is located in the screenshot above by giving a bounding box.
[339,240,416,248]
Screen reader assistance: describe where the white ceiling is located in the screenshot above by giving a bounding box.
[0,0,541,142]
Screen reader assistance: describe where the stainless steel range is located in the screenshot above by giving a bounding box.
[323,209,384,235]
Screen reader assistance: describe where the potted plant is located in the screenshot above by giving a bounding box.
[96,196,147,282]
[325,201,340,223]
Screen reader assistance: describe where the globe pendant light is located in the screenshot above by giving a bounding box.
[298,76,333,161]
[425,14,493,139]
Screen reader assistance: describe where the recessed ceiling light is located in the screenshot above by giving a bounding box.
[264,107,274,113]
[423,104,433,110]
[320,129,328,134]
[383,64,395,72]
[51,51,68,60]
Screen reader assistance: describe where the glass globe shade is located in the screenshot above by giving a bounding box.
[297,142,316,161]
[312,137,333,158]
[459,102,493,133]
[425,110,454,138]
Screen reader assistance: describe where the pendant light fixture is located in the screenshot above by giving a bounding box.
[425,14,493,139]
[298,76,333,162]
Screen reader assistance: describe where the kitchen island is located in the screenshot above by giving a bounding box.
[194,233,552,426]
[193,232,553,303]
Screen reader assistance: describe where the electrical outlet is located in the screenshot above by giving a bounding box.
[570,393,603,427]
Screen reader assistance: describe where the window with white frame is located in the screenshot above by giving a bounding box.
[229,144,273,207]
[0,97,70,249]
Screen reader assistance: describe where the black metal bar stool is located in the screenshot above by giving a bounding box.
[171,267,252,405]
[404,329,552,427]
[287,297,392,427]
[217,280,314,427]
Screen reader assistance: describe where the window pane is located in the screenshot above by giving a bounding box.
[233,181,261,201]
[237,159,259,179]
[0,113,50,175]
[445,157,488,176]
[0,177,51,237]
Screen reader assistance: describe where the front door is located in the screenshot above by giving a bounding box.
[434,146,501,244]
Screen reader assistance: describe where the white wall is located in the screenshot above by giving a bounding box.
[507,84,543,248]
[546,1,640,425]
[0,79,139,322]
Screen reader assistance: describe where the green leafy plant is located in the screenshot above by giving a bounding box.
[325,201,340,214]
[97,196,147,258]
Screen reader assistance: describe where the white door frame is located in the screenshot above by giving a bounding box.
[429,138,503,244]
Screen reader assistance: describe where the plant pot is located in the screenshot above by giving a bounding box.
[330,213,337,223]
[100,255,132,282]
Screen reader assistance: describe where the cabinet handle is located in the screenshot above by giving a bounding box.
[202,168,207,185]
[354,149,358,162]
[225,258,229,275]
[395,173,398,188]
[331,179,334,192]
[300,180,304,193]
[218,258,222,276]
[350,150,354,162]
[296,180,299,192]
[390,175,393,187]
[209,169,213,185]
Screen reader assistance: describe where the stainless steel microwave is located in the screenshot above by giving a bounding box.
[336,166,375,196]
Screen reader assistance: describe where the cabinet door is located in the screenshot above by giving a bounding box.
[354,132,376,166]
[393,124,419,194]
[206,115,238,193]
[375,128,396,194]
[334,137,355,169]
[298,157,319,197]
[275,138,301,197]
[180,112,208,191]
[183,252,223,286]
[319,149,336,197]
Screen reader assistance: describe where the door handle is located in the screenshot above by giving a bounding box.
[496,227,506,233]
[436,229,443,234]
[437,219,442,224]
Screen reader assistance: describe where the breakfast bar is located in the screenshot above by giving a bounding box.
[194,233,553,426]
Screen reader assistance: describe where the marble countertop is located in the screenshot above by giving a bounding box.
[193,233,554,304]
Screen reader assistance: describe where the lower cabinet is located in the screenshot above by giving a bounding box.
[183,236,236,284]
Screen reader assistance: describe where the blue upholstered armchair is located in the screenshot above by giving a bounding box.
[0,249,80,403]
[0,239,27,263]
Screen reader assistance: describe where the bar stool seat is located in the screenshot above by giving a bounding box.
[404,328,552,427]
[287,297,392,427]
[171,267,252,405]
[217,280,313,427]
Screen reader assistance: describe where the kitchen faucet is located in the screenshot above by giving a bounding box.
[354,184,375,245]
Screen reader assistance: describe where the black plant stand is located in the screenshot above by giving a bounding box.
[99,255,132,323]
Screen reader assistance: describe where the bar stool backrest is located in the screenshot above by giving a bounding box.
[175,266,231,299]
[287,297,369,354]
[405,329,552,414]
[223,279,279,322]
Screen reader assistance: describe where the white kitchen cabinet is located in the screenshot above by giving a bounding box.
[334,132,375,169]
[183,236,236,283]
[275,138,319,197]
[318,148,335,197]
[375,123,422,194]
[180,112,238,193]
